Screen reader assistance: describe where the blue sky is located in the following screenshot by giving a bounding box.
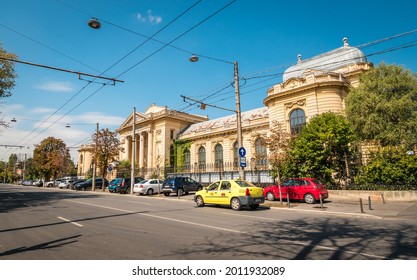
[1,0,417,162]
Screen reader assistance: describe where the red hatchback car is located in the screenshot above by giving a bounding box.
[263,178,329,204]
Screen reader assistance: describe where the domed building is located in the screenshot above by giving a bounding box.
[78,38,372,182]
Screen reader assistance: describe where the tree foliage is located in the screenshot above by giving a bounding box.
[264,121,291,183]
[33,137,72,180]
[0,44,18,130]
[345,63,417,147]
[355,147,417,185]
[282,112,355,185]
[0,43,17,98]
[264,120,291,203]
[93,128,121,189]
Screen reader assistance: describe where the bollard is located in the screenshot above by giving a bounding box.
[359,198,364,213]
[287,195,290,208]
[381,194,386,204]
[319,194,323,210]
[368,196,372,210]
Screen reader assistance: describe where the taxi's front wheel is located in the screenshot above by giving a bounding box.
[195,196,205,207]
[231,198,241,211]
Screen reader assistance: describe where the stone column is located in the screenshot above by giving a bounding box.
[147,130,153,170]
[139,133,144,168]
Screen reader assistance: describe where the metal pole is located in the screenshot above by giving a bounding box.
[368,196,372,210]
[92,122,99,191]
[130,107,136,195]
[359,198,364,213]
[234,61,245,180]
[320,194,323,210]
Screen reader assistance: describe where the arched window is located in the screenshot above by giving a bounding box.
[214,144,223,169]
[183,148,190,169]
[255,138,267,167]
[169,144,175,167]
[198,146,206,170]
[233,142,238,168]
[290,108,306,135]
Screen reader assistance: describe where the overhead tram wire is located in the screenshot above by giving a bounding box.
[0,23,102,73]
[177,35,417,114]
[12,0,231,150]
[113,0,238,79]
[9,0,202,149]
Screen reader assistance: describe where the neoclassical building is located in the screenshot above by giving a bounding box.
[78,38,372,181]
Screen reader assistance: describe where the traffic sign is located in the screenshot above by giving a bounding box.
[240,156,246,167]
[107,165,113,172]
[238,147,246,157]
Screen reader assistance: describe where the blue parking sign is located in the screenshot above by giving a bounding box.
[238,147,246,157]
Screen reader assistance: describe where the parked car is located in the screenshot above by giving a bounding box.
[194,179,265,210]
[263,178,329,204]
[134,179,163,195]
[21,179,33,186]
[74,178,109,191]
[68,179,85,190]
[116,177,143,194]
[107,178,120,193]
[58,178,79,189]
[161,176,203,196]
[45,178,64,188]
[32,179,43,187]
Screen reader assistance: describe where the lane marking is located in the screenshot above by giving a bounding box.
[67,200,244,234]
[64,199,389,259]
[57,216,84,227]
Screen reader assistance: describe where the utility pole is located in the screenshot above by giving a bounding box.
[130,107,136,194]
[234,61,245,180]
[92,122,99,191]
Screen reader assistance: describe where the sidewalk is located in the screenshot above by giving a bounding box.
[264,196,417,220]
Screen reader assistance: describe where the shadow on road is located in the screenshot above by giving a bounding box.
[174,217,417,260]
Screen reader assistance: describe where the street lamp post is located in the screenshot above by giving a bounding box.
[189,57,245,180]
[92,122,99,191]
[130,107,136,194]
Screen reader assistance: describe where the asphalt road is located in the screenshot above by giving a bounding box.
[1,184,417,260]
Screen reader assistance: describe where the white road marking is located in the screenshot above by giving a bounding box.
[65,200,389,259]
[57,216,83,227]
[67,200,244,234]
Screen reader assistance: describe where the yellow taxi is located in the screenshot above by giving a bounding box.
[194,179,265,210]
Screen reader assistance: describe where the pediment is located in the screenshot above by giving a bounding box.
[119,111,147,129]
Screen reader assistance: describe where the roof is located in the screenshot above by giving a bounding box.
[283,38,367,82]
[180,107,268,135]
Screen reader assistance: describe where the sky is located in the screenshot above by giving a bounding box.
[1,0,417,163]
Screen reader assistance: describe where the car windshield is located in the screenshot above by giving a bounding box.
[311,179,323,185]
[139,179,148,184]
[234,180,255,188]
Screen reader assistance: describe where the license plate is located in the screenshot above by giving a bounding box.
[254,198,262,203]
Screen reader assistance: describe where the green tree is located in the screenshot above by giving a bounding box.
[283,112,355,185]
[93,128,121,190]
[355,147,417,186]
[264,120,291,203]
[345,63,417,147]
[33,137,72,180]
[116,159,131,178]
[0,44,18,131]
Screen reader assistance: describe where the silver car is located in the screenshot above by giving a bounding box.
[133,179,162,195]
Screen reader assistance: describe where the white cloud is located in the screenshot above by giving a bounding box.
[136,10,162,24]
[35,81,74,93]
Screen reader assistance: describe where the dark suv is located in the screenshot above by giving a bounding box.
[116,177,143,194]
[161,176,203,196]
[74,178,109,191]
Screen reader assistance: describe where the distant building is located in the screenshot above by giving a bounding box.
[77,38,372,181]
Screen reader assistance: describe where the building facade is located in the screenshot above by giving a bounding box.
[77,38,372,182]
